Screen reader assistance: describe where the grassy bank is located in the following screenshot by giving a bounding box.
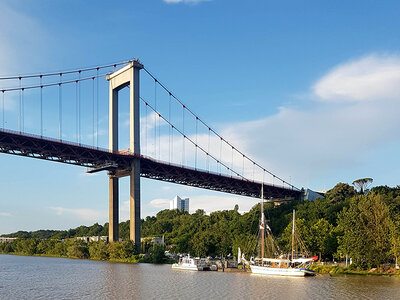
[310,265,400,277]
[0,239,172,264]
[0,251,176,264]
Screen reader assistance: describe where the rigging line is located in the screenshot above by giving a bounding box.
[145,103,148,156]
[182,105,185,166]
[96,68,99,148]
[78,71,81,145]
[154,79,157,159]
[0,60,131,80]
[158,113,161,161]
[75,80,78,143]
[2,91,4,129]
[168,93,171,163]
[219,137,222,175]
[92,77,95,146]
[40,75,43,137]
[171,123,174,164]
[263,171,265,187]
[1,72,109,92]
[253,162,255,182]
[18,77,21,132]
[231,146,234,177]
[143,67,297,190]
[21,88,24,132]
[140,97,247,180]
[195,117,198,170]
[58,76,62,140]
[242,155,245,178]
[207,128,210,172]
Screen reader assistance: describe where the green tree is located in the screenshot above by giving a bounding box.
[310,218,335,261]
[280,218,312,256]
[337,193,391,268]
[232,234,257,259]
[15,238,39,255]
[390,216,400,265]
[325,183,356,203]
[146,245,167,264]
[88,241,109,260]
[108,241,136,260]
[352,178,373,194]
[66,240,89,259]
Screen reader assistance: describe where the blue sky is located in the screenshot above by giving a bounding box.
[1,0,400,234]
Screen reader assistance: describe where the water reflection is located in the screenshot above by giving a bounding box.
[1,255,400,300]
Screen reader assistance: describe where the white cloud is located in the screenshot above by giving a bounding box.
[50,206,106,222]
[313,54,400,102]
[149,198,171,209]
[140,54,400,189]
[0,212,12,217]
[163,0,211,4]
[189,195,258,214]
[221,54,400,187]
[146,194,257,215]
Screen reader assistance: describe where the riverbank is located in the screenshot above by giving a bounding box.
[0,251,174,265]
[0,252,142,263]
[310,265,400,277]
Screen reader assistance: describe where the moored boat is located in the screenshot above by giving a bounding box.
[172,254,199,271]
[239,185,317,277]
[172,255,217,271]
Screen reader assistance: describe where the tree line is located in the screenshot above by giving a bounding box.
[1,183,400,269]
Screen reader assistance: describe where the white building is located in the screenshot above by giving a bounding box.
[170,196,189,212]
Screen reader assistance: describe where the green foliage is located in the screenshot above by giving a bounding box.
[1,223,109,240]
[337,193,392,268]
[142,245,167,264]
[14,238,39,255]
[2,182,400,270]
[108,241,136,260]
[325,183,356,203]
[352,178,373,194]
[232,234,257,259]
[309,218,336,260]
[66,240,89,259]
[89,241,109,260]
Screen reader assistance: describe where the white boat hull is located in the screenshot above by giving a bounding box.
[250,265,314,277]
[172,263,198,271]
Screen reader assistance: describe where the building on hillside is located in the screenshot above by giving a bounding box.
[0,237,17,243]
[141,236,165,253]
[170,196,189,212]
[141,236,165,246]
[303,189,325,201]
[75,236,109,243]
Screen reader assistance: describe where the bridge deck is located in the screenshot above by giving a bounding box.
[0,129,301,200]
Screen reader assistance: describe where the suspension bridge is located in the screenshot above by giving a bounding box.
[0,59,301,250]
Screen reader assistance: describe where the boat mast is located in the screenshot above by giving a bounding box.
[261,184,264,267]
[291,209,295,261]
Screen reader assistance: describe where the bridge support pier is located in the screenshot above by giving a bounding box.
[107,60,143,251]
[130,160,140,246]
[109,176,119,242]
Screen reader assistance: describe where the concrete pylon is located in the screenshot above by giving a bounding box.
[106,60,143,250]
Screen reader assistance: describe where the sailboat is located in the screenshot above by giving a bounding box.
[239,185,317,277]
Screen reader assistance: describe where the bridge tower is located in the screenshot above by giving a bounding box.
[106,60,143,250]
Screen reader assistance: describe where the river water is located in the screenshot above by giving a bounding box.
[1,254,400,299]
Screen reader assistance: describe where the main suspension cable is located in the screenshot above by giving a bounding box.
[0,60,131,81]
[143,67,298,190]
[140,96,247,181]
